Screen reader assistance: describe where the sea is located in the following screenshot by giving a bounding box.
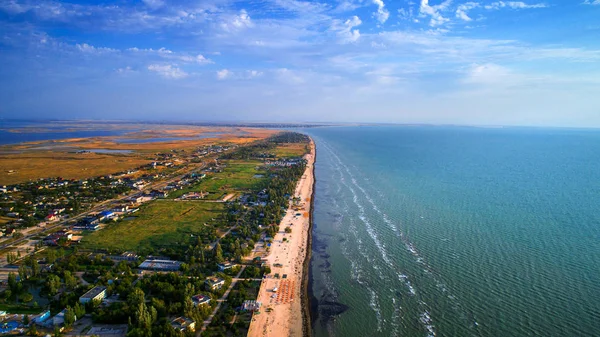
[306,126,600,337]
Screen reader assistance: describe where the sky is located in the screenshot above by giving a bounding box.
[0,0,599,126]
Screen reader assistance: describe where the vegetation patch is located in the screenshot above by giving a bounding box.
[81,201,224,253]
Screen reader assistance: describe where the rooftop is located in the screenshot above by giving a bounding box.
[81,286,107,299]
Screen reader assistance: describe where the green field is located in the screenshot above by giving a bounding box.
[169,160,266,200]
[82,201,224,253]
[272,143,308,158]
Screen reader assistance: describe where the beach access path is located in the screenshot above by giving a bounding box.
[247,140,315,337]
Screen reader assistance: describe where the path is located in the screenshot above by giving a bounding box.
[199,265,247,333]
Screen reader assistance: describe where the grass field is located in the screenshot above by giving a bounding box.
[0,126,278,185]
[0,152,151,185]
[168,160,266,201]
[82,201,224,253]
[272,143,308,158]
[201,161,266,191]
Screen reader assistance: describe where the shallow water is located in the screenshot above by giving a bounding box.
[307,126,600,337]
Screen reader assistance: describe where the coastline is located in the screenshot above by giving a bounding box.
[247,139,316,337]
[301,140,316,337]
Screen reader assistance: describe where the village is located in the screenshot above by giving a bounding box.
[0,133,310,336]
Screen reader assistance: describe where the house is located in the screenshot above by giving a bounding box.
[74,216,100,231]
[111,205,129,213]
[87,325,128,336]
[150,190,168,198]
[34,310,51,324]
[51,308,77,326]
[217,262,236,272]
[108,252,139,262]
[98,210,117,221]
[79,286,107,304]
[205,276,225,290]
[45,213,59,222]
[242,300,262,312]
[139,259,182,271]
[171,317,195,332]
[191,294,211,306]
[44,230,73,246]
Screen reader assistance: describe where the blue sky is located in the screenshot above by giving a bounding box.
[0,0,599,126]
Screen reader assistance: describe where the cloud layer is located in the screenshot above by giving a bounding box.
[0,0,599,126]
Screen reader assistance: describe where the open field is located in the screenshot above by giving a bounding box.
[168,160,267,200]
[272,143,309,158]
[203,161,267,191]
[0,152,151,185]
[81,201,224,253]
[0,126,278,185]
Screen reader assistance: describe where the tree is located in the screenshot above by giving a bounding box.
[127,288,145,308]
[18,265,28,281]
[285,227,292,233]
[74,302,86,319]
[30,258,40,277]
[46,274,61,296]
[214,242,224,263]
[46,249,57,264]
[23,314,29,326]
[64,306,76,328]
[27,323,37,336]
[21,292,33,303]
[64,271,77,290]
[8,272,17,292]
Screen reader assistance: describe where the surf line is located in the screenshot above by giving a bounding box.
[324,140,479,333]
[321,141,443,335]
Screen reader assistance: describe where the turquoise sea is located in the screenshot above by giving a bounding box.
[307,126,600,337]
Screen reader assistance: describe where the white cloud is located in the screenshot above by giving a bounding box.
[222,9,253,31]
[215,69,263,80]
[147,64,188,79]
[332,16,362,43]
[216,69,231,80]
[276,68,305,84]
[398,7,416,21]
[76,43,117,54]
[128,47,212,64]
[456,2,480,21]
[419,0,452,27]
[247,70,263,78]
[582,0,600,4]
[179,54,213,64]
[142,0,164,10]
[373,0,390,23]
[484,1,547,10]
[116,66,134,74]
[128,47,173,54]
[464,63,511,83]
[335,0,363,12]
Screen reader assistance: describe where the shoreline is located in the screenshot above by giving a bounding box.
[247,139,316,337]
[301,140,316,337]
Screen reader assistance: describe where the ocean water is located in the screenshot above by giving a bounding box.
[307,126,600,337]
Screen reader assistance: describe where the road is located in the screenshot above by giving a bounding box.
[199,265,247,334]
[198,239,266,335]
[0,159,209,266]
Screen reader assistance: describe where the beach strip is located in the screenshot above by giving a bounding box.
[247,139,315,337]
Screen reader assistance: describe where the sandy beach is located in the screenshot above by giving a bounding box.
[247,140,315,337]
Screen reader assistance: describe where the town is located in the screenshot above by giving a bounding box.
[0,132,310,336]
